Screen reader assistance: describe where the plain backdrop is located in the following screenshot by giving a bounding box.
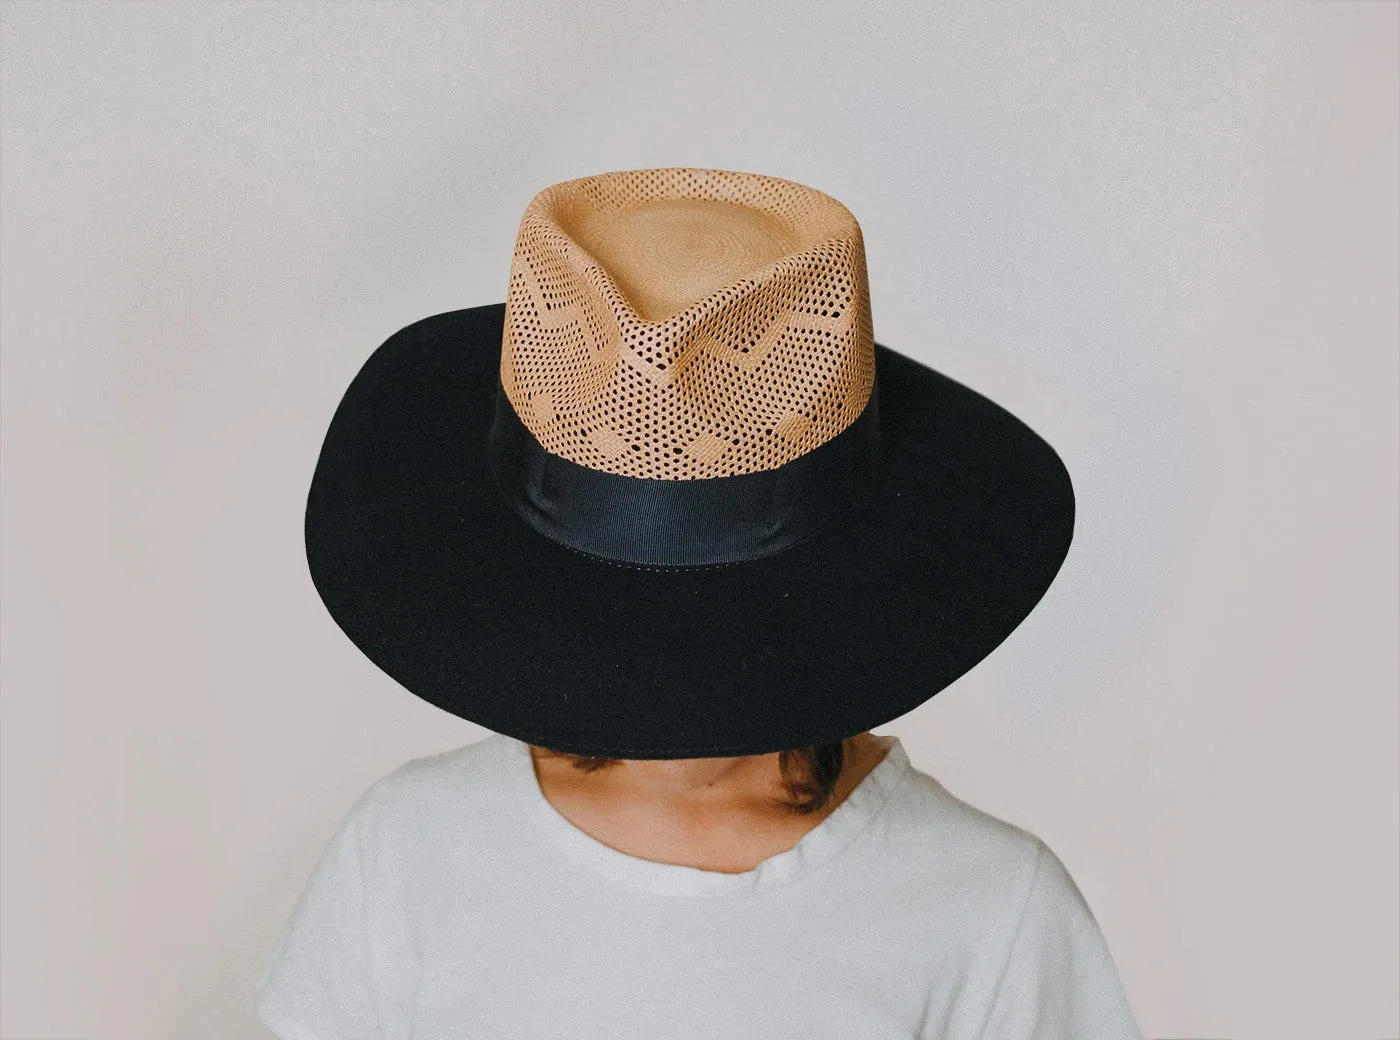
[2,2,1396,1038]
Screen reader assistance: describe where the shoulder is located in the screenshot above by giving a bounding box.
[879,761,1063,917]
[871,760,1117,977]
[347,732,521,853]
[888,764,1044,860]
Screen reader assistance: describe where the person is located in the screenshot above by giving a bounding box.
[255,167,1146,1037]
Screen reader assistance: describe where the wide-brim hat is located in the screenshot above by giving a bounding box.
[303,168,1075,759]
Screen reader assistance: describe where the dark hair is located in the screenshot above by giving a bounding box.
[535,738,852,816]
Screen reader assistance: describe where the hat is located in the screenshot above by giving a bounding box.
[303,167,1075,759]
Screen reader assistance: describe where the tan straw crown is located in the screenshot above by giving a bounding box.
[499,167,876,480]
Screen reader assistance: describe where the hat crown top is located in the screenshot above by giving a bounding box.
[501,167,876,480]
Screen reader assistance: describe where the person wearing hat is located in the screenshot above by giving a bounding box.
[254,168,1145,1038]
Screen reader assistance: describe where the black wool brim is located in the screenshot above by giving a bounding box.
[304,304,1075,759]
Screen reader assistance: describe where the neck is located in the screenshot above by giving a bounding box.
[605,752,787,809]
[530,732,879,816]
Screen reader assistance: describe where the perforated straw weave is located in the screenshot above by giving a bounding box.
[499,168,876,480]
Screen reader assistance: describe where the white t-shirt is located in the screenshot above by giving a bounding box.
[255,733,1143,1039]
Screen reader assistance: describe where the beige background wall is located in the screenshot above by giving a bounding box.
[3,2,1396,1038]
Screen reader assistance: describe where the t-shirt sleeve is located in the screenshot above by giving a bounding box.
[254,782,418,1040]
[977,840,1144,1040]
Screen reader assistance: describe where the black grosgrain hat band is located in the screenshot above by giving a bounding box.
[486,376,884,570]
